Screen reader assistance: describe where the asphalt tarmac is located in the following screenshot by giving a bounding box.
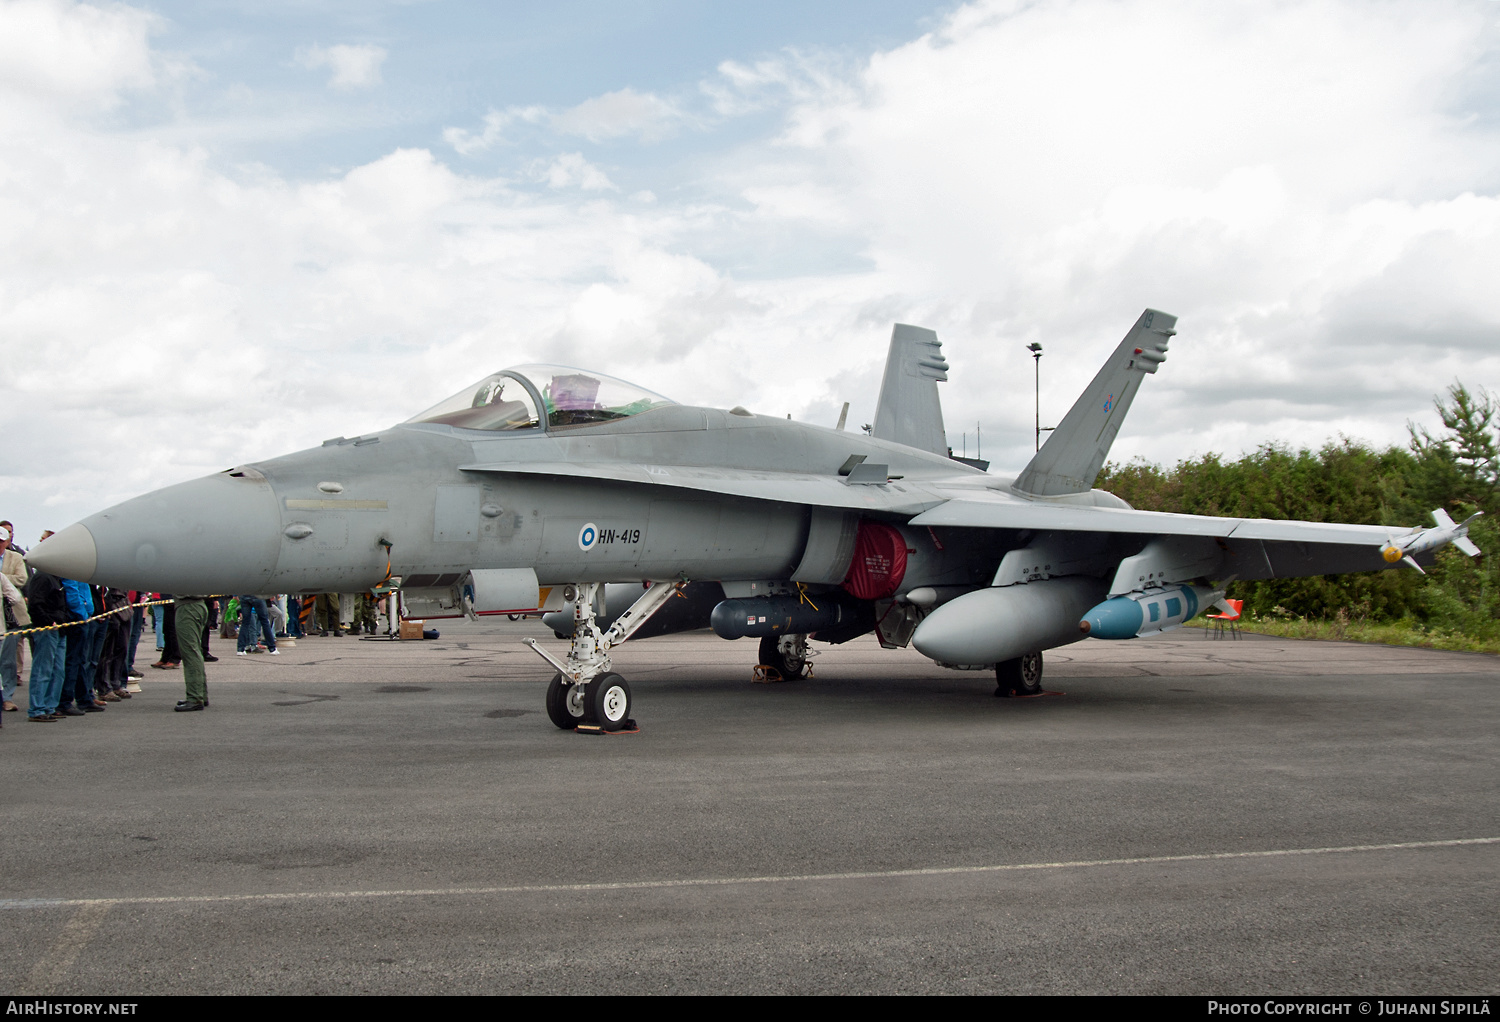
[2,621,1496,995]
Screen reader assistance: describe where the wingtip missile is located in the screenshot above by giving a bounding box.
[1380,508,1484,567]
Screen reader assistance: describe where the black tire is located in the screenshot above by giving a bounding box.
[995,651,1043,697]
[584,673,632,732]
[545,673,587,730]
[553,630,572,640]
[507,613,522,621]
[758,634,808,680]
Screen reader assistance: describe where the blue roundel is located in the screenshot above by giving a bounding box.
[578,523,598,551]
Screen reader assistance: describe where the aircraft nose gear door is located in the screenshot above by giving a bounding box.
[526,580,684,731]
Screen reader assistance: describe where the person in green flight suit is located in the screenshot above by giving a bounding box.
[174,595,211,711]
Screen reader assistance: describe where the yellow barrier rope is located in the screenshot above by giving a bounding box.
[9,585,399,640]
[4,596,214,639]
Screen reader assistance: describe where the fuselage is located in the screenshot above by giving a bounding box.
[43,404,1045,597]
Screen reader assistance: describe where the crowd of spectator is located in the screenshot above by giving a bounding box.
[0,519,391,726]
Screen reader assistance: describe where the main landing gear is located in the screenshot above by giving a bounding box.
[995,651,1043,698]
[526,581,684,732]
[756,633,809,681]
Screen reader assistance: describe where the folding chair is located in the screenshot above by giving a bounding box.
[1207,598,1243,639]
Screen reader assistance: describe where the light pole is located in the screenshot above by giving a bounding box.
[1027,342,1044,451]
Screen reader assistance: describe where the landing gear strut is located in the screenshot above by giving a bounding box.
[526,581,683,731]
[996,651,1043,697]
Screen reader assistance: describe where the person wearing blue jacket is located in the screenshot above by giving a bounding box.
[57,577,102,716]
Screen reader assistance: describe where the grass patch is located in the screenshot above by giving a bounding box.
[1186,616,1500,655]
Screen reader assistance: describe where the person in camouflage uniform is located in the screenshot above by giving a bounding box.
[351,593,378,635]
[314,592,342,636]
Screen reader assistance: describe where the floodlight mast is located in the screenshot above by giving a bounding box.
[1027,342,1043,451]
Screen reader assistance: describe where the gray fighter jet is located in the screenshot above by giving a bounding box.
[29,310,1482,730]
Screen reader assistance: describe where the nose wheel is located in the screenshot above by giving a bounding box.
[545,672,633,731]
[545,673,588,729]
[585,673,632,729]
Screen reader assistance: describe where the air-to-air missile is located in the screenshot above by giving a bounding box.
[1380,509,1484,573]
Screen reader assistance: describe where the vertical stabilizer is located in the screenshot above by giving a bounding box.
[871,324,949,456]
[1013,309,1177,496]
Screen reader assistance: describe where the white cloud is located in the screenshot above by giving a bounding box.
[444,88,686,154]
[721,0,1500,473]
[0,0,157,107]
[535,152,617,191]
[703,51,856,118]
[549,87,685,143]
[442,105,547,155]
[445,62,849,156]
[296,43,386,91]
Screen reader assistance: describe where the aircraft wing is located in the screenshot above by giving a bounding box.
[459,461,946,515]
[911,497,1407,543]
[909,496,1426,580]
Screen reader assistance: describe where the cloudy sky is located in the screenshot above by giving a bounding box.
[3,0,1498,541]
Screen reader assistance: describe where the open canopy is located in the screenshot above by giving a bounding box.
[405,364,676,432]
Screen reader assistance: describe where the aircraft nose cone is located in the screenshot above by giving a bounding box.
[63,470,284,592]
[27,523,98,580]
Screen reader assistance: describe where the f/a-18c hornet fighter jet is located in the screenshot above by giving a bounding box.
[29,310,1483,731]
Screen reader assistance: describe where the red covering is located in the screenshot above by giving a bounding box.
[842,520,908,600]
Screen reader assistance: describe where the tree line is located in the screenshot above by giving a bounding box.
[1095,384,1499,638]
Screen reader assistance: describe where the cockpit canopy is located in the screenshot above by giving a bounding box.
[405,364,676,432]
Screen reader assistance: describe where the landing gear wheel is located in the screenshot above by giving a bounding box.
[584,672,633,731]
[758,634,809,680]
[545,673,587,729]
[995,651,1043,698]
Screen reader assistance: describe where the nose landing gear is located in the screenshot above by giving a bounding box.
[527,581,682,731]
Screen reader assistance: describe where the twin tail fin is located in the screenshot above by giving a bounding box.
[1013,309,1177,497]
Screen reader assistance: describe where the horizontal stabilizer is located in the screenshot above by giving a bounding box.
[1013,309,1177,496]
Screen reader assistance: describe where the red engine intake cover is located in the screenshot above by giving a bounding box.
[842,520,909,601]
